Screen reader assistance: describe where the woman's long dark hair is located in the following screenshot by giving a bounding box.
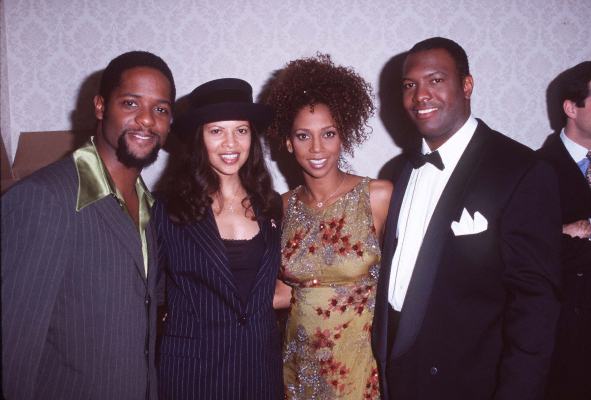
[160,123,281,224]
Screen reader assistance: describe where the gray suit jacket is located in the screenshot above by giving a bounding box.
[2,156,159,400]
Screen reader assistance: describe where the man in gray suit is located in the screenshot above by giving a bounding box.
[2,51,175,400]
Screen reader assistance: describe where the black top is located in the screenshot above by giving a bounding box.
[222,231,265,304]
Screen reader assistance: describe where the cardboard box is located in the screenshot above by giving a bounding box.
[2,130,92,193]
[12,130,94,180]
[1,133,16,193]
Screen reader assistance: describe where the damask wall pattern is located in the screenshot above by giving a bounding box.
[2,0,590,191]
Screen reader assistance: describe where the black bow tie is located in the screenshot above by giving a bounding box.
[409,150,445,170]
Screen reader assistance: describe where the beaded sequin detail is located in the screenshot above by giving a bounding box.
[281,177,381,399]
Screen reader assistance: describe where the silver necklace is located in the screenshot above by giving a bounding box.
[306,173,346,208]
[216,186,241,214]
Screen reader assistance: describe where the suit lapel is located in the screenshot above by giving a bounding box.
[93,196,147,283]
[392,123,488,358]
[249,214,279,297]
[184,207,239,297]
[549,135,591,195]
[145,221,158,286]
[374,163,412,361]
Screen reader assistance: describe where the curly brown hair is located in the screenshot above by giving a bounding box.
[262,54,375,154]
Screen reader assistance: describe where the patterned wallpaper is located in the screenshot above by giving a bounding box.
[2,0,590,191]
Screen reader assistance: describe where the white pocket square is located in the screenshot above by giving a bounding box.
[451,208,488,236]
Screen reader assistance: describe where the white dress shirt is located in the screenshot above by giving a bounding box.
[560,129,590,175]
[388,116,478,311]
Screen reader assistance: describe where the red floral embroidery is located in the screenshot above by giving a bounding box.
[284,216,367,264]
[318,216,366,258]
[318,356,350,394]
[283,228,307,260]
[363,367,380,399]
[311,328,335,350]
[314,284,374,317]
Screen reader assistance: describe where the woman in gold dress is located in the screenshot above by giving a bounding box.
[265,55,393,399]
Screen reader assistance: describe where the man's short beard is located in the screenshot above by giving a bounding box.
[116,133,160,169]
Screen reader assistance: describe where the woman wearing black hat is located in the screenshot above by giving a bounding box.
[153,78,283,399]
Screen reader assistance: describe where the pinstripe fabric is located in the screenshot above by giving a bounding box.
[1,157,159,400]
[153,201,283,400]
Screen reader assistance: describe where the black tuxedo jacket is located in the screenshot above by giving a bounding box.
[152,201,283,400]
[372,120,562,400]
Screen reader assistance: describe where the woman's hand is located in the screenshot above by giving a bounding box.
[273,279,292,309]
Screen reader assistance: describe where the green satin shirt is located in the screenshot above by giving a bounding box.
[73,137,154,276]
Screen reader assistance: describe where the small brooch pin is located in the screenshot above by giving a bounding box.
[271,219,277,229]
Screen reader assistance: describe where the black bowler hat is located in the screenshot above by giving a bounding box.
[173,78,273,136]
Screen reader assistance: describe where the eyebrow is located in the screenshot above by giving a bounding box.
[206,123,250,129]
[294,125,337,132]
[120,92,172,105]
[402,70,448,81]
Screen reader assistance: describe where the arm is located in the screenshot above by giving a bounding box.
[369,178,394,241]
[495,162,562,400]
[562,219,591,239]
[273,279,292,309]
[561,220,591,272]
[273,191,293,309]
[1,184,69,400]
[561,234,591,273]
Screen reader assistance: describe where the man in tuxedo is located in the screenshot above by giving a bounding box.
[2,51,175,400]
[538,61,591,400]
[372,37,562,400]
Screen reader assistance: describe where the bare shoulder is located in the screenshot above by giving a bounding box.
[369,178,394,208]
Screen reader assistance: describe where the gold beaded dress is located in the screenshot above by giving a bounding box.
[281,177,380,399]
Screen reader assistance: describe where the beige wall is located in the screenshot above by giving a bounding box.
[2,0,590,192]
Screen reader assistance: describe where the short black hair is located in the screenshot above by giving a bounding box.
[559,61,591,107]
[408,37,470,79]
[99,51,176,103]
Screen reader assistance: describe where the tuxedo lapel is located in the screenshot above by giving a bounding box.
[392,123,488,358]
[93,196,147,283]
[382,164,413,267]
[374,163,412,361]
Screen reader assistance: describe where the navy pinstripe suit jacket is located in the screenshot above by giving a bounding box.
[1,157,159,400]
[153,201,283,400]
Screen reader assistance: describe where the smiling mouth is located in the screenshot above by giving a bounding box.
[309,158,328,169]
[131,133,155,140]
[126,131,159,146]
[415,107,438,117]
[220,153,240,164]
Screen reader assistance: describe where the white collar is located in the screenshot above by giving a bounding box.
[421,115,478,171]
[560,129,589,163]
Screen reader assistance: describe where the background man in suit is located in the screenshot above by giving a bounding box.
[372,37,562,400]
[1,51,175,400]
[538,61,591,400]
